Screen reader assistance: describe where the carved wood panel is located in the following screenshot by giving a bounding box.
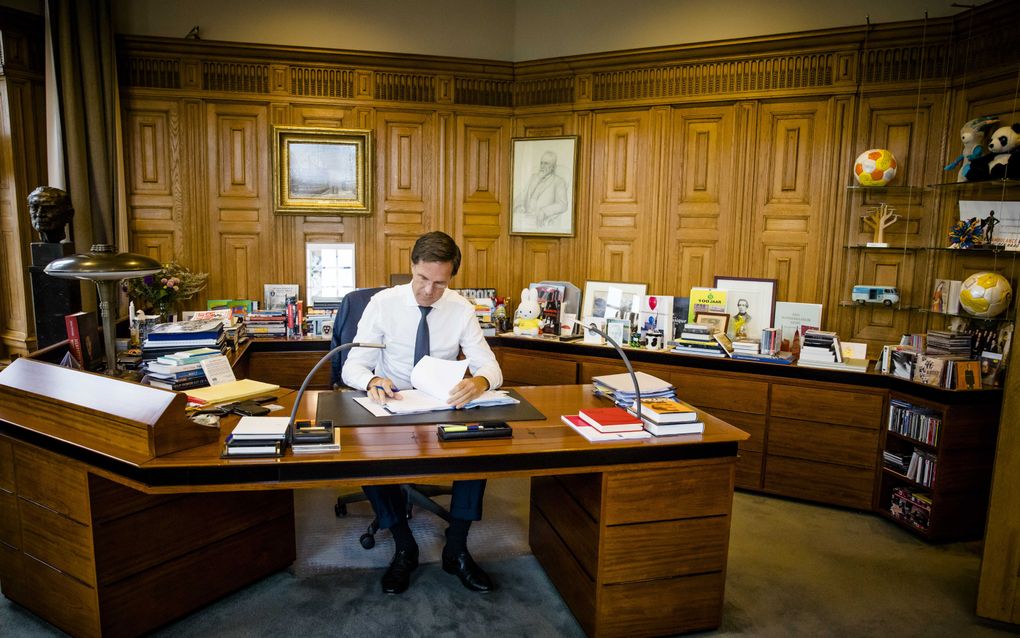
[124,99,182,263]
[205,104,270,302]
[588,110,651,283]
[749,100,830,302]
[456,116,508,291]
[666,106,736,294]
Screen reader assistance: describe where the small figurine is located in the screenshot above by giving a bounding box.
[513,288,542,336]
[28,186,74,243]
[862,203,900,246]
[982,211,999,245]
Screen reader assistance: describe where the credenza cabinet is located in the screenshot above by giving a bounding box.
[493,336,1000,540]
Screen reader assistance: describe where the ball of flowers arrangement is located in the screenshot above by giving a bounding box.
[124,261,208,320]
[948,217,984,249]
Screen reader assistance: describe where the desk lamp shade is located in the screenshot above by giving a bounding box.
[45,244,162,375]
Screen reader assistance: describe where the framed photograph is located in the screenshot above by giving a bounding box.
[510,136,578,236]
[694,311,729,335]
[713,276,778,340]
[581,281,647,322]
[273,126,373,215]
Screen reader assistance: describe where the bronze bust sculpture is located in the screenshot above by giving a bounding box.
[28,186,74,243]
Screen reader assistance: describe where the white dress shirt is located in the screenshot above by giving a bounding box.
[341,284,503,392]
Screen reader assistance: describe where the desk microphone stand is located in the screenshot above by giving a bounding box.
[288,342,384,429]
[576,321,642,422]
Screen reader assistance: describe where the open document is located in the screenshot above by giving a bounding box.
[355,355,518,415]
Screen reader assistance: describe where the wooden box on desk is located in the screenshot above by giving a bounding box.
[0,357,218,462]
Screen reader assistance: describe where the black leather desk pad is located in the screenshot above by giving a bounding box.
[316,388,546,427]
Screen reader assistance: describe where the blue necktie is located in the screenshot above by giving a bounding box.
[414,306,432,365]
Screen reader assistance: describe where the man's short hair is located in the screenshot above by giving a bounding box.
[411,231,461,276]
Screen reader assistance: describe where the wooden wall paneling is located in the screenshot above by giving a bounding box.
[827,95,860,339]
[510,113,579,295]
[749,100,830,300]
[0,76,45,356]
[848,249,915,342]
[588,110,651,284]
[181,99,210,287]
[124,98,183,264]
[373,109,435,286]
[456,115,509,293]
[666,105,737,296]
[205,103,271,303]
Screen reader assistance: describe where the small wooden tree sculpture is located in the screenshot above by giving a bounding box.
[862,203,900,246]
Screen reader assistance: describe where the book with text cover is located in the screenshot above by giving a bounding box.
[688,287,727,321]
[772,302,822,352]
[954,360,982,390]
[64,311,101,371]
[577,406,644,432]
[913,355,946,387]
[643,419,705,436]
[561,415,651,442]
[631,397,699,423]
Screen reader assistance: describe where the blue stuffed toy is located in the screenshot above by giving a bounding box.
[944,115,998,182]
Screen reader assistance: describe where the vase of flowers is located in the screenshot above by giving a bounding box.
[124,261,209,322]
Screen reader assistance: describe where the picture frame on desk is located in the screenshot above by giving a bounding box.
[714,276,777,340]
[272,126,373,215]
[581,281,647,322]
[693,311,729,335]
[510,136,578,237]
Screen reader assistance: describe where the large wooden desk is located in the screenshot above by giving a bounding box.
[0,361,747,638]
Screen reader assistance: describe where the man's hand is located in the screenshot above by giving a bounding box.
[367,376,401,404]
[448,376,489,409]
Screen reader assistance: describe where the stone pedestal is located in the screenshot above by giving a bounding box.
[30,242,81,348]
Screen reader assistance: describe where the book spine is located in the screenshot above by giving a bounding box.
[65,314,83,367]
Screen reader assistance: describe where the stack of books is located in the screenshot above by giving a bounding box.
[222,416,289,457]
[591,371,676,407]
[246,309,288,338]
[731,339,760,357]
[669,323,726,357]
[631,397,704,436]
[796,329,844,369]
[925,330,972,356]
[144,347,223,390]
[561,406,651,442]
[141,320,227,362]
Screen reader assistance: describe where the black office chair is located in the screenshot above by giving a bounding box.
[330,286,452,549]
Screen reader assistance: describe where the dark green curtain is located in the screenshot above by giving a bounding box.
[48,0,118,250]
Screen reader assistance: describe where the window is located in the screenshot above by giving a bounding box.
[306,242,355,306]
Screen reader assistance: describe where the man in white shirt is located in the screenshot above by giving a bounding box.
[342,231,502,595]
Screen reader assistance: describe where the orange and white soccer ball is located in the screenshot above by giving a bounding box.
[853,149,898,186]
[960,272,1013,318]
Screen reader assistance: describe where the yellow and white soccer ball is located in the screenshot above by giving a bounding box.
[853,149,898,186]
[959,272,1013,318]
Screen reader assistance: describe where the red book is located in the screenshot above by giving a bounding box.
[64,311,100,370]
[577,406,643,433]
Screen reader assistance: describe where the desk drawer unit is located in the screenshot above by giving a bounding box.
[0,435,296,638]
[530,459,736,638]
[764,383,884,509]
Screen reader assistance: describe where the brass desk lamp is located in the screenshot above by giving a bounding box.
[45,244,161,375]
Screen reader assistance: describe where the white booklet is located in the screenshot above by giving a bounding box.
[359,355,518,415]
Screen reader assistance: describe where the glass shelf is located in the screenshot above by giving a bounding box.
[924,245,1017,254]
[915,308,1015,323]
[928,179,1020,192]
[839,300,915,311]
[846,184,925,192]
[846,244,921,251]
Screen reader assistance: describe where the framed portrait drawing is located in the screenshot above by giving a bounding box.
[581,281,647,322]
[713,276,778,340]
[693,312,729,335]
[273,127,373,215]
[510,136,578,237]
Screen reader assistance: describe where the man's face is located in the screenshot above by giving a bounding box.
[411,260,453,307]
[737,300,748,313]
[539,155,555,177]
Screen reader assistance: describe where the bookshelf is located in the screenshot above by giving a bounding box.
[877,391,1001,541]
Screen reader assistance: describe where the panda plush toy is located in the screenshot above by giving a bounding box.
[972,123,1020,180]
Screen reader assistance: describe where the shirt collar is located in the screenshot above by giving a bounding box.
[400,282,449,309]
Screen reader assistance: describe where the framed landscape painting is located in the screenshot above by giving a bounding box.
[273,126,373,215]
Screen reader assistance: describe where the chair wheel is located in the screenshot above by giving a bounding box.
[360,533,375,549]
[335,501,348,517]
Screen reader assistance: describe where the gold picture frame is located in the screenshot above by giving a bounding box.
[273,126,373,215]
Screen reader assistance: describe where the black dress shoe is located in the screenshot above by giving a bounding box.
[442,549,494,592]
[381,547,419,594]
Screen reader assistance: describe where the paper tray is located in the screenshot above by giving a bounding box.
[315,388,545,427]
